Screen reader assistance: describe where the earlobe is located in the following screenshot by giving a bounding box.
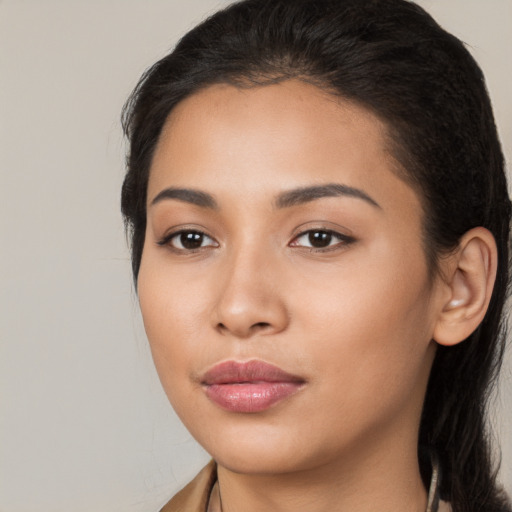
[433,227,497,347]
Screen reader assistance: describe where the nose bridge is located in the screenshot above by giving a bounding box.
[212,237,288,338]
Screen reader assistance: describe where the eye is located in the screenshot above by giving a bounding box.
[158,230,218,252]
[290,229,355,250]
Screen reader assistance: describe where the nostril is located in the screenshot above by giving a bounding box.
[252,322,271,331]
[216,321,272,336]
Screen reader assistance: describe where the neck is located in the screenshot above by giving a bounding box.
[214,425,427,512]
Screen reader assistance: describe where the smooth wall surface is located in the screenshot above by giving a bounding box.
[1,1,510,511]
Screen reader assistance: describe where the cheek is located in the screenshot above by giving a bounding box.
[138,269,212,421]
[294,244,434,389]
[139,242,209,332]
[137,253,208,385]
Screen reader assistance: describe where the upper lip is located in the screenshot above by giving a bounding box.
[201,360,305,385]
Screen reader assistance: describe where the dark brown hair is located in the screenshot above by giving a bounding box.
[121,1,512,509]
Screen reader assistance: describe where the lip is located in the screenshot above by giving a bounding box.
[201,360,305,413]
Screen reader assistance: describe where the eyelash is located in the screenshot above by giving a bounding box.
[157,228,355,254]
[289,229,355,252]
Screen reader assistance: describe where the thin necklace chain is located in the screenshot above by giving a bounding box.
[426,453,441,512]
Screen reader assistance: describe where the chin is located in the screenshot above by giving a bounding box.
[186,418,339,476]
[212,447,315,476]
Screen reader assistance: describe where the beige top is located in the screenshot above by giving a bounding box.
[159,461,451,512]
[160,461,217,512]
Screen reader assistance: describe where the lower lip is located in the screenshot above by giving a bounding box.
[204,382,303,413]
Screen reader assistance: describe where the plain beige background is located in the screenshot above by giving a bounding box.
[0,1,510,511]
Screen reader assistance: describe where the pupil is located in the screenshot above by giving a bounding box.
[181,232,203,249]
[309,231,332,247]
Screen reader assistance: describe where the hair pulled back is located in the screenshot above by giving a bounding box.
[121,1,512,510]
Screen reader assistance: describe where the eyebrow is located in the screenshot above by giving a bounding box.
[150,188,218,209]
[275,184,381,209]
[150,183,380,211]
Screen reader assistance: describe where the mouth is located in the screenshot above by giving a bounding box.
[201,360,306,413]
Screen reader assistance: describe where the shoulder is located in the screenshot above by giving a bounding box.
[159,460,217,512]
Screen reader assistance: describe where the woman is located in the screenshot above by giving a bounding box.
[121,0,512,511]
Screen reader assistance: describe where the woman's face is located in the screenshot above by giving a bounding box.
[138,80,445,475]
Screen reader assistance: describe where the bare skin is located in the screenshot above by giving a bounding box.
[138,80,496,512]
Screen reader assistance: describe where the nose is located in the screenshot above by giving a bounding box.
[211,248,289,339]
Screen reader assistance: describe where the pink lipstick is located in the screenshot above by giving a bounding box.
[201,360,305,413]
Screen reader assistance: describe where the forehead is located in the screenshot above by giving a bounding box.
[160,80,389,151]
[148,80,420,218]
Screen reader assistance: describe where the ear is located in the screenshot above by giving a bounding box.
[433,227,498,347]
